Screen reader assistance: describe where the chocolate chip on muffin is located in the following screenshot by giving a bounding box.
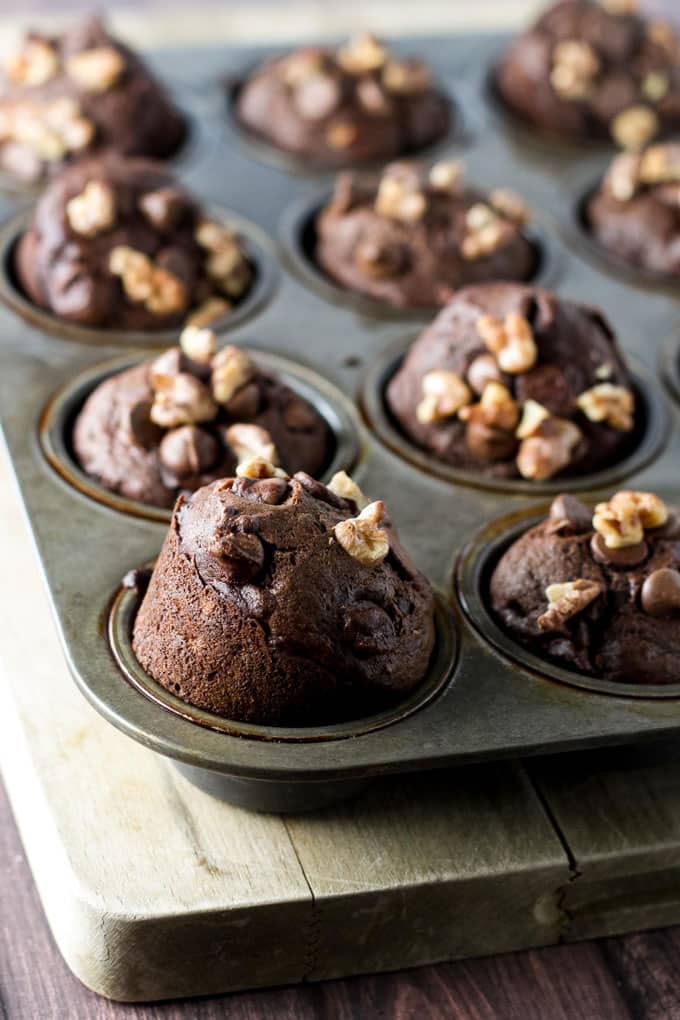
[235,34,450,167]
[315,160,536,308]
[132,467,436,724]
[586,142,680,278]
[496,0,680,147]
[490,489,680,683]
[73,326,332,508]
[0,17,185,183]
[386,283,637,480]
[15,155,253,330]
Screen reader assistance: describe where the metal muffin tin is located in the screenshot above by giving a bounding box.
[1,35,679,812]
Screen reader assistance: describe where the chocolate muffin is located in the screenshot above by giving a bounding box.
[235,33,449,167]
[0,17,185,183]
[386,283,637,481]
[315,160,537,308]
[15,155,253,331]
[586,142,680,278]
[496,0,680,148]
[73,327,331,508]
[132,466,436,724]
[490,489,680,684]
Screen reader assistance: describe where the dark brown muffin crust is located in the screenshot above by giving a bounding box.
[315,160,537,308]
[490,490,680,684]
[132,471,436,725]
[73,336,332,508]
[0,17,185,183]
[586,142,680,278]
[496,0,680,146]
[235,34,449,167]
[386,283,637,481]
[15,155,253,330]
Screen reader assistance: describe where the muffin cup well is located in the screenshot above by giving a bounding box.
[0,206,278,347]
[361,336,670,496]
[456,502,680,699]
[226,69,462,179]
[278,188,559,320]
[39,348,362,523]
[662,335,680,408]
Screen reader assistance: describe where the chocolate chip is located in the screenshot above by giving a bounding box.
[590,531,648,567]
[466,354,501,396]
[128,400,164,449]
[343,604,396,655]
[354,237,409,279]
[465,421,518,462]
[294,471,350,509]
[548,494,593,534]
[231,476,289,505]
[209,530,265,582]
[138,187,187,232]
[223,382,261,420]
[641,568,680,617]
[159,425,220,479]
[293,73,342,120]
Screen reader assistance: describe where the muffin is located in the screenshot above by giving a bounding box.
[15,155,253,330]
[315,159,537,308]
[0,17,185,183]
[73,326,332,508]
[235,33,449,167]
[490,489,680,684]
[496,0,680,148]
[586,141,680,278]
[132,466,436,724]
[386,283,637,482]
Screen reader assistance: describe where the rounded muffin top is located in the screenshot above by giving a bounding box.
[73,326,332,508]
[132,466,436,725]
[15,155,253,330]
[315,160,537,308]
[235,33,450,166]
[490,489,680,684]
[386,283,637,482]
[0,17,185,182]
[587,142,680,278]
[496,0,680,147]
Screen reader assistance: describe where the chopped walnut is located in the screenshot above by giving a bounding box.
[459,382,519,432]
[325,120,358,150]
[647,21,680,58]
[382,59,432,95]
[179,324,217,365]
[109,246,187,316]
[489,188,529,225]
[236,457,288,480]
[611,106,659,152]
[515,399,550,440]
[375,171,427,223]
[281,50,325,87]
[226,423,278,465]
[187,297,232,328]
[639,143,680,184]
[642,71,669,103]
[538,579,603,632]
[416,370,472,425]
[475,311,537,375]
[150,373,217,428]
[460,204,512,261]
[576,384,634,431]
[333,501,389,567]
[429,160,464,194]
[65,181,115,238]
[337,34,387,74]
[606,152,640,201]
[6,40,60,87]
[66,46,125,92]
[600,0,637,14]
[593,490,667,548]
[550,40,600,100]
[195,220,251,298]
[327,470,369,510]
[516,418,582,480]
[211,346,256,405]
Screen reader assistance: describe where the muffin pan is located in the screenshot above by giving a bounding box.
[1,35,679,812]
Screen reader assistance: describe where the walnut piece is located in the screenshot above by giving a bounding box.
[459,381,519,431]
[606,152,640,201]
[66,46,125,92]
[610,106,659,152]
[150,373,217,428]
[187,297,232,328]
[109,246,187,316]
[226,423,278,465]
[325,120,358,150]
[327,470,369,510]
[375,171,427,223]
[211,345,256,405]
[179,324,217,365]
[6,40,60,87]
[489,188,529,225]
[550,39,600,100]
[382,59,432,95]
[236,457,288,480]
[416,370,472,425]
[639,143,680,184]
[337,34,387,74]
[461,204,512,261]
[515,399,550,439]
[516,418,582,480]
[429,160,464,194]
[65,181,115,238]
[333,501,389,567]
[195,220,251,299]
[538,579,603,632]
[7,98,94,161]
[593,490,668,549]
[476,311,537,374]
[576,384,634,431]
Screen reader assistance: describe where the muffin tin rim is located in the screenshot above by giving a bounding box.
[0,204,279,347]
[456,499,680,700]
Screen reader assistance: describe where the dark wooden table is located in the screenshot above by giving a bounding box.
[2,780,680,1019]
